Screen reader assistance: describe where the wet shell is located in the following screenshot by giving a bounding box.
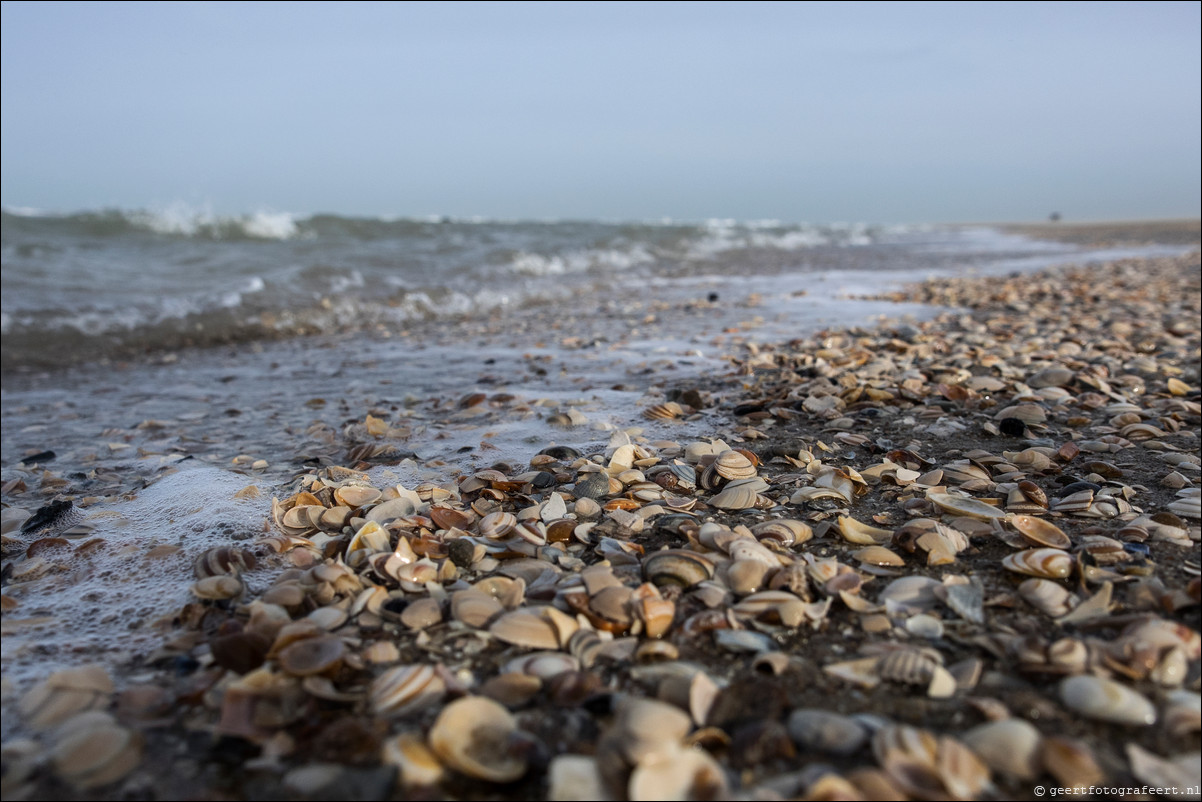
[1002,548,1073,579]
[627,745,728,801]
[191,575,244,601]
[193,546,257,579]
[1059,675,1156,726]
[1010,515,1071,549]
[428,696,528,783]
[371,664,447,717]
[787,709,869,756]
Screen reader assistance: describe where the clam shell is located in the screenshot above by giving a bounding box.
[627,745,728,801]
[276,635,344,676]
[1017,578,1078,617]
[489,609,562,650]
[428,696,528,782]
[643,550,714,588]
[1010,515,1071,549]
[382,732,444,788]
[837,516,893,545]
[714,449,757,480]
[371,664,446,717]
[18,665,113,730]
[962,719,1042,780]
[1002,548,1073,579]
[929,494,1006,521]
[1059,675,1156,726]
[709,478,767,510]
[51,712,143,789]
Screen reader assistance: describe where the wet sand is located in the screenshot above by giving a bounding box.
[1,221,1199,800]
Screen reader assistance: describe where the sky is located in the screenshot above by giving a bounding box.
[1,1,1199,223]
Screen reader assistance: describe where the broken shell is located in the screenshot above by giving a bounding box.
[428,696,529,783]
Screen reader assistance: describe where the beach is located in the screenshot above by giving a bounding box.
[1,219,1199,800]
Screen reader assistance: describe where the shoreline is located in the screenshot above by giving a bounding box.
[1,225,1199,800]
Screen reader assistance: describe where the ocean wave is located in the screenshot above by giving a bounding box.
[1,204,301,241]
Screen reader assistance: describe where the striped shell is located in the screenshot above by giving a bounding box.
[1002,548,1073,579]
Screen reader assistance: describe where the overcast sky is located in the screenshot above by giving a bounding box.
[2,1,1199,223]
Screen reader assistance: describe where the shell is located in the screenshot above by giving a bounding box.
[1018,578,1078,617]
[277,635,345,676]
[929,494,1006,521]
[50,712,143,789]
[713,449,757,480]
[643,550,715,588]
[1059,675,1156,726]
[1010,515,1071,549]
[371,664,447,717]
[962,719,1043,780]
[1002,548,1073,579]
[428,696,528,783]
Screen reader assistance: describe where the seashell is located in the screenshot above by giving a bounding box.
[725,559,773,595]
[1018,578,1078,617]
[749,518,812,546]
[428,696,528,783]
[366,496,419,524]
[429,505,473,531]
[276,635,344,676]
[489,609,561,650]
[852,545,906,566]
[193,546,257,579]
[713,449,757,480]
[643,401,685,421]
[191,575,244,601]
[1041,736,1106,788]
[50,712,143,789]
[962,719,1042,780]
[1027,366,1075,388]
[787,709,869,756]
[928,493,1006,521]
[1059,675,1156,726]
[382,732,444,789]
[1010,514,1071,549]
[479,511,517,539]
[504,651,580,680]
[1052,489,1096,514]
[451,589,505,628]
[643,550,714,588]
[18,665,113,730]
[878,647,939,685]
[1002,548,1073,579]
[627,744,728,801]
[371,664,446,717]
[837,516,893,545]
[573,472,612,500]
[333,484,381,508]
[708,477,767,510]
[994,403,1048,424]
[944,580,985,625]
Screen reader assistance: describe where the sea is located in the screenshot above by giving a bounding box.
[0,206,1191,691]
